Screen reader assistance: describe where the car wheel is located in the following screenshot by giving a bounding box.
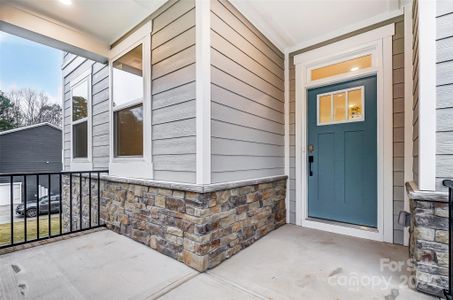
[26,208,37,218]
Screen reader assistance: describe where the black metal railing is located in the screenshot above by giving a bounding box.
[0,170,108,249]
[443,179,453,300]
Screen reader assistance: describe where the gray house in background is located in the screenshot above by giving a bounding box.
[0,123,62,205]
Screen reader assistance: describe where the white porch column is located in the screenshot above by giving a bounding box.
[416,0,437,191]
[195,0,212,185]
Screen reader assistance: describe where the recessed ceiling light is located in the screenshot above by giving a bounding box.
[350,67,359,72]
[59,0,72,5]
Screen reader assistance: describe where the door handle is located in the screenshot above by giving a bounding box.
[308,156,314,176]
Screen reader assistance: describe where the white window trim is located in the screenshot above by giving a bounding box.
[70,68,93,171]
[284,51,290,223]
[316,86,365,126]
[294,24,394,242]
[417,0,436,191]
[108,21,153,179]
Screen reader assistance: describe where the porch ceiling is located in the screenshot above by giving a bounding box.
[230,0,402,51]
[6,0,167,44]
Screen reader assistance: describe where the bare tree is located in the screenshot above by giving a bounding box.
[40,103,62,126]
[6,88,62,127]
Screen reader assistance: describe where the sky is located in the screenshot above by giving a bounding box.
[0,31,62,104]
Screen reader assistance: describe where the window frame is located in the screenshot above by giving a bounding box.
[69,68,92,171]
[316,86,365,126]
[108,21,153,179]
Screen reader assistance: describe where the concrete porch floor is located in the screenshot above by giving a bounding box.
[0,225,438,300]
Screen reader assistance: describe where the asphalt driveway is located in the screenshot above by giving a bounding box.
[0,205,22,225]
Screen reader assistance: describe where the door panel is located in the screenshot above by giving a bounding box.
[307,76,377,227]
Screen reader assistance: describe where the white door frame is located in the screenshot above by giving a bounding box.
[294,24,394,242]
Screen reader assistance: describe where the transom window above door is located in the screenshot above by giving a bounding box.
[310,54,372,82]
[317,86,364,126]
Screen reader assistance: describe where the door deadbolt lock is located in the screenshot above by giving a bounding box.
[308,144,314,153]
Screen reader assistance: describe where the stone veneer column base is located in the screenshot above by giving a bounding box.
[100,176,287,271]
[406,182,449,296]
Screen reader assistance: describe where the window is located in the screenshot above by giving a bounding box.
[317,86,364,126]
[109,21,152,179]
[112,44,143,157]
[311,55,372,81]
[71,78,89,158]
[114,104,143,156]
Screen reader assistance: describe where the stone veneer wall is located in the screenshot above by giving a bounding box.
[407,183,449,296]
[100,177,287,271]
[61,175,102,233]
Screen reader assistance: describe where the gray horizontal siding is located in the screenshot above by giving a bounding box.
[0,126,62,173]
[91,63,110,170]
[392,19,405,244]
[152,8,195,49]
[62,0,196,183]
[151,0,196,183]
[210,0,285,184]
[436,4,453,191]
[63,56,109,171]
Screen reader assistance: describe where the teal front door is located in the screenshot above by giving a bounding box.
[307,76,377,228]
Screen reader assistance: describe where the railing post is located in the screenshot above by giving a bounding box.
[36,174,40,239]
[97,173,101,226]
[59,173,62,235]
[10,175,14,245]
[48,174,51,237]
[69,173,72,232]
[24,175,27,242]
[443,179,453,300]
[79,172,82,231]
[88,172,92,228]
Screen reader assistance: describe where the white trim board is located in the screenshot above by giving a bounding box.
[195,0,211,185]
[284,51,290,223]
[294,24,394,242]
[416,0,436,191]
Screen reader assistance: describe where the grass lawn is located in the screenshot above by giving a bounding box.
[0,216,61,245]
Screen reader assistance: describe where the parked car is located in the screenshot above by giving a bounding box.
[16,195,61,217]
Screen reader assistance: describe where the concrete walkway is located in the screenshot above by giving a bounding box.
[0,225,438,300]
